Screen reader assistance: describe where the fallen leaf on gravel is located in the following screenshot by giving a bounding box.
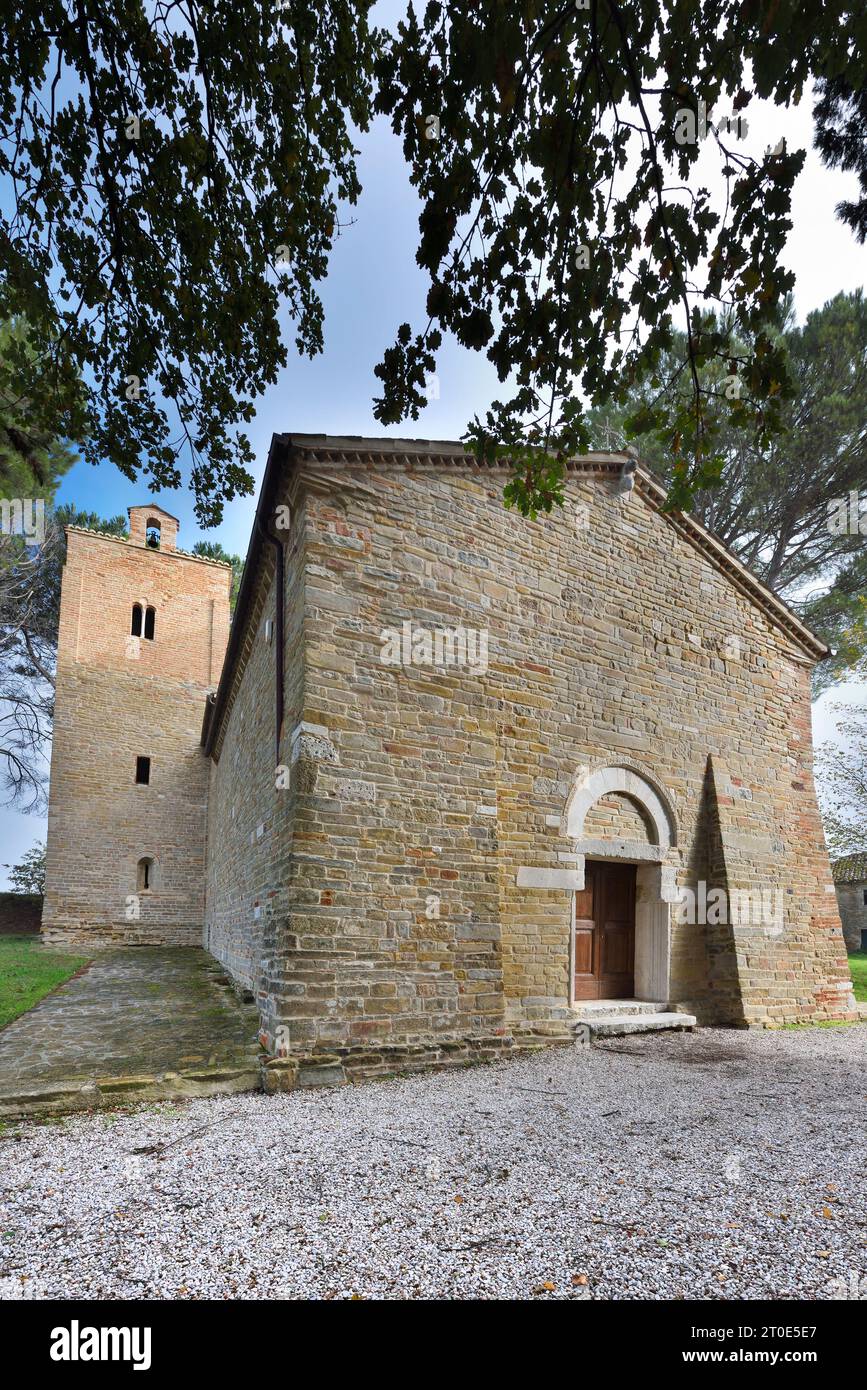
[454,1194,464,1204]
[571,1274,588,1286]
[822,1206,834,1219]
[532,1281,556,1294]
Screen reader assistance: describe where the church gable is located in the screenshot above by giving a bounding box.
[276,435,826,658]
[202,436,827,763]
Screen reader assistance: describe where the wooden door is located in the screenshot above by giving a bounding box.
[573,861,636,1000]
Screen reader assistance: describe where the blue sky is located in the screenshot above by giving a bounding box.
[2,40,866,883]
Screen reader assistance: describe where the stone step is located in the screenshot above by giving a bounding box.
[577,1010,697,1038]
[575,999,666,1019]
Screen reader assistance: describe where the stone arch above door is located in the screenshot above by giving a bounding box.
[564,762,679,1002]
[565,761,678,853]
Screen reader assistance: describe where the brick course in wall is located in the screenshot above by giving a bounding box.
[199,435,855,1071]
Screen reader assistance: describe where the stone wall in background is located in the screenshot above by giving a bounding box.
[835,882,867,952]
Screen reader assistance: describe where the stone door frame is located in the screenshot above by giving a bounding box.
[565,763,681,1006]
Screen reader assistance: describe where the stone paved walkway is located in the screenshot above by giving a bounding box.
[0,948,261,1117]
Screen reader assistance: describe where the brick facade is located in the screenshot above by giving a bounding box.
[42,508,231,947]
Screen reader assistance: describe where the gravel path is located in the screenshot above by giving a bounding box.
[1,1026,865,1301]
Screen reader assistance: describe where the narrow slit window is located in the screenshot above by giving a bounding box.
[137,857,153,892]
[135,756,151,785]
[131,604,143,637]
[144,606,156,640]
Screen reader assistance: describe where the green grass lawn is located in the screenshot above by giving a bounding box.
[0,936,89,1030]
[848,951,867,1004]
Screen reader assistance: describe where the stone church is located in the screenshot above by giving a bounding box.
[42,434,856,1081]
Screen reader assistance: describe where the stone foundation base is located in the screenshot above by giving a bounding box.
[747,1008,860,1029]
[510,989,861,1034]
[259,1031,580,1093]
[40,923,203,949]
[0,1064,260,1120]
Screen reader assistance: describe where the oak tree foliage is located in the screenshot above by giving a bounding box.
[373,0,865,513]
[0,1,864,522]
[0,0,377,524]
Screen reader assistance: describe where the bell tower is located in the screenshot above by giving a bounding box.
[42,506,232,946]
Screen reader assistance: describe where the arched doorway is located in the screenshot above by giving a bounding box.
[565,764,679,1004]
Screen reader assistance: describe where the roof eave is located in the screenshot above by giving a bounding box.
[202,432,291,758]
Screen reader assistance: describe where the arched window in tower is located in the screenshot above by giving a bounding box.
[144,606,156,640]
[131,603,143,636]
[137,857,154,892]
[145,518,161,549]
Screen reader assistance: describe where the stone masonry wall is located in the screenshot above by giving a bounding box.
[43,522,231,947]
[205,469,506,1065]
[204,449,854,1055]
[481,468,852,1027]
[276,481,505,1059]
[584,793,655,842]
[836,882,867,952]
[204,476,304,1006]
[304,458,852,1030]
